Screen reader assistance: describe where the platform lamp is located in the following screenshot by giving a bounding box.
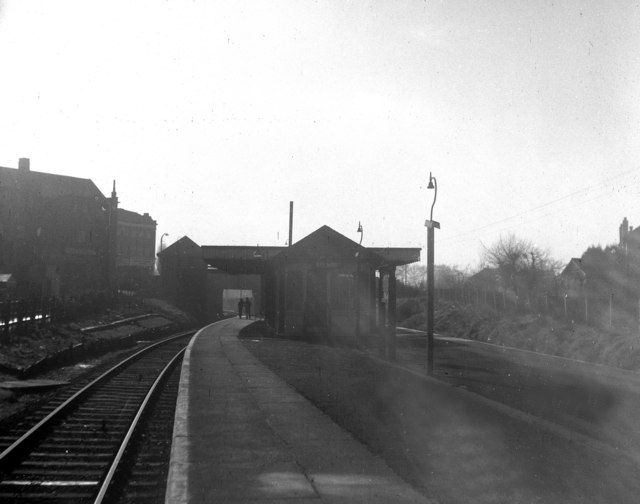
[158,233,169,276]
[425,173,439,376]
[160,233,169,252]
[355,221,364,346]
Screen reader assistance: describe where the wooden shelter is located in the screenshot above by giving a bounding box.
[264,226,420,349]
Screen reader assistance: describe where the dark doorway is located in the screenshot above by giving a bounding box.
[305,269,328,330]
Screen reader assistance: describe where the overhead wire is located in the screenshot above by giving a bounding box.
[445,186,634,248]
[440,167,639,245]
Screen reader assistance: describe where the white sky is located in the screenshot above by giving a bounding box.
[1,1,639,270]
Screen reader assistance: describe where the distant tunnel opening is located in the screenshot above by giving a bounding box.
[223,288,254,315]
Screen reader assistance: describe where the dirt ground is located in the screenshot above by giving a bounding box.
[240,325,640,504]
[0,298,194,423]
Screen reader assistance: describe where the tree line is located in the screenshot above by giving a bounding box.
[400,232,639,310]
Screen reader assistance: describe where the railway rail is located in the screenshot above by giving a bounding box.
[0,329,194,503]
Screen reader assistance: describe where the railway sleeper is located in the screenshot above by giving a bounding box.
[127,479,159,489]
[43,439,118,449]
[21,460,106,468]
[30,451,112,460]
[58,419,132,427]
[61,413,135,421]
[125,490,161,500]
[9,468,105,478]
[82,394,148,402]
[132,460,164,468]
[130,468,162,477]
[75,406,139,414]
[47,435,119,442]
[0,489,96,500]
[49,429,124,437]
[35,444,116,453]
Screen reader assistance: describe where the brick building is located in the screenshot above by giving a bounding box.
[0,158,118,298]
[116,208,157,289]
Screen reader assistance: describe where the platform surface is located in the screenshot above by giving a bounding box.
[165,317,433,504]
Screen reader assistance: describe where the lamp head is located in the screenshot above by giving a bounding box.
[427,172,435,190]
[357,222,363,234]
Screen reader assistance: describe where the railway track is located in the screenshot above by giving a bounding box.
[0,330,194,503]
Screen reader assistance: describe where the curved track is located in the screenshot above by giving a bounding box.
[0,330,194,503]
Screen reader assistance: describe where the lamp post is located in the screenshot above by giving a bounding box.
[158,233,169,277]
[160,233,169,253]
[425,173,439,376]
[355,222,363,346]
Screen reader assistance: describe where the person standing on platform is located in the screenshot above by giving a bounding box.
[245,297,252,319]
[237,298,244,318]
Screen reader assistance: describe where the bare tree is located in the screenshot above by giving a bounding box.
[400,263,467,289]
[482,233,559,299]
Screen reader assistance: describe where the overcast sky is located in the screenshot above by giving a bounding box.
[1,1,639,269]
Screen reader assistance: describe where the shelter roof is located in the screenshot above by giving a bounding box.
[272,226,420,268]
[158,236,201,257]
[369,247,421,267]
[199,226,420,274]
[272,225,377,264]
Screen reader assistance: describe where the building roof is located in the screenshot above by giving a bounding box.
[0,165,106,201]
[561,258,586,279]
[469,267,501,286]
[174,227,420,274]
[272,225,379,264]
[158,236,201,257]
[272,225,420,268]
[118,208,157,225]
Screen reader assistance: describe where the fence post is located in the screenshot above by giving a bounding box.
[609,294,613,329]
[584,296,588,324]
[564,294,568,320]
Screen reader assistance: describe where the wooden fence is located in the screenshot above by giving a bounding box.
[435,287,639,331]
[1,291,117,336]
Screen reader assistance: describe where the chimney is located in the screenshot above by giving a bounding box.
[288,201,293,246]
[18,158,30,172]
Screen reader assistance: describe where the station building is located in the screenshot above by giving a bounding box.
[160,225,420,345]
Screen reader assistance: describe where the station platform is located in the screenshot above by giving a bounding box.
[164,317,432,504]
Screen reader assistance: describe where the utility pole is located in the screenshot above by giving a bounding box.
[355,222,363,347]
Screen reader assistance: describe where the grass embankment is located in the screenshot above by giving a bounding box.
[400,299,640,370]
[240,323,640,504]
